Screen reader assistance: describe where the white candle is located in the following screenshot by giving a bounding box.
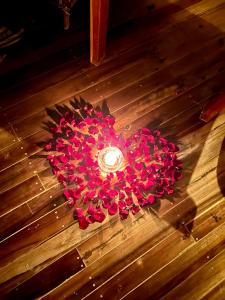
[98,146,124,173]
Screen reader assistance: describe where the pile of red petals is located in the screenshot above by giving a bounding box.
[44,102,183,229]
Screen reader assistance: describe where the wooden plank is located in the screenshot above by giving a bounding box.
[123,221,225,300]
[0,130,50,172]
[89,28,199,108]
[0,184,65,241]
[0,203,32,241]
[0,176,42,216]
[4,248,83,299]
[202,279,225,300]
[0,216,112,294]
[160,247,225,300]
[122,74,224,147]
[182,113,225,221]
[0,202,73,266]
[161,170,225,239]
[169,0,225,24]
[0,156,46,193]
[0,125,17,151]
[13,110,51,140]
[157,113,225,230]
[0,140,24,171]
[27,184,64,218]
[38,168,60,189]
[11,55,159,139]
[186,200,225,241]
[42,228,193,299]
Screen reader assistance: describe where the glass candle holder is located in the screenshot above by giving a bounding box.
[98,146,124,173]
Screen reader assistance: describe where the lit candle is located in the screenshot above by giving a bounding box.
[98,146,124,173]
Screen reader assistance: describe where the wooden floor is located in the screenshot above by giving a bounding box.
[1,0,225,299]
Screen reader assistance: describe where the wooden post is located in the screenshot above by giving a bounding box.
[90,0,109,65]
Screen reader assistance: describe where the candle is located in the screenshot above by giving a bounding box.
[98,146,124,173]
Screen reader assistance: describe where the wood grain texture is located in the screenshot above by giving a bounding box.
[202,279,225,300]
[0,156,46,193]
[0,203,32,242]
[5,248,83,299]
[0,176,42,216]
[1,0,225,299]
[0,125,18,150]
[123,221,225,300]
[161,245,225,300]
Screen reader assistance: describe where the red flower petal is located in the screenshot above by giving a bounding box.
[93,207,106,222]
[125,197,133,206]
[131,205,140,215]
[108,189,118,199]
[119,209,129,220]
[78,165,86,173]
[108,202,118,215]
[44,143,52,151]
[86,136,96,144]
[78,215,89,229]
[88,126,99,134]
[135,162,144,171]
[147,195,155,204]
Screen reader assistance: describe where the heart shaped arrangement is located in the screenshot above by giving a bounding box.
[44,100,182,229]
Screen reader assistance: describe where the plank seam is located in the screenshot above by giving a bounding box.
[36,173,46,191]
